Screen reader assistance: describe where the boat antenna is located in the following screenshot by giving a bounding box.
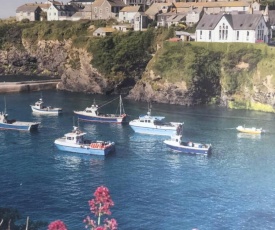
[147,101,151,116]
[4,96,7,114]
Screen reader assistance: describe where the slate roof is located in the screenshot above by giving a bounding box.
[16,4,41,13]
[196,13,263,30]
[166,13,186,22]
[92,0,104,7]
[53,4,77,12]
[92,0,125,7]
[145,3,172,16]
[174,1,250,8]
[120,6,140,12]
[108,0,126,7]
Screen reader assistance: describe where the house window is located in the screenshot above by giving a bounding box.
[236,31,239,40]
[94,7,97,13]
[209,31,211,40]
[200,31,202,39]
[219,23,228,40]
[246,31,249,41]
[106,7,109,12]
[99,9,102,13]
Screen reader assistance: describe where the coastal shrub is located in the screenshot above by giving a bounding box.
[152,42,222,104]
[222,48,262,94]
[22,21,92,42]
[87,29,158,78]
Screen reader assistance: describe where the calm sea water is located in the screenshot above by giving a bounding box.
[1,90,275,230]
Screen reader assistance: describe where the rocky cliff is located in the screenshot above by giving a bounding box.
[0,39,116,94]
[127,42,275,112]
[1,28,275,112]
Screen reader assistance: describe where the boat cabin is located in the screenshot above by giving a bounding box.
[138,115,165,123]
[171,135,182,144]
[64,131,85,144]
[35,99,44,109]
[85,104,99,116]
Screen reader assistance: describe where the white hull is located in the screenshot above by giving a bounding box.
[31,106,62,115]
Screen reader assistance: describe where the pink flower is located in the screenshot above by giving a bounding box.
[85,186,117,230]
[95,227,106,230]
[88,186,114,217]
[104,218,118,230]
[48,220,67,230]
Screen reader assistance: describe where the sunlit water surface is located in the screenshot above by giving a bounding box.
[1,91,275,230]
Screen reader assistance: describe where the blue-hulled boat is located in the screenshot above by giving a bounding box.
[129,107,182,136]
[74,96,128,123]
[30,98,62,115]
[54,126,115,156]
[164,135,212,155]
[0,111,40,131]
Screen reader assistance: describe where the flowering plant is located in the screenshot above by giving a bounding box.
[84,186,117,230]
[48,186,117,230]
[48,220,67,230]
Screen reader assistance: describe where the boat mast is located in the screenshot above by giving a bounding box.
[119,95,125,115]
[4,96,7,114]
[147,102,151,116]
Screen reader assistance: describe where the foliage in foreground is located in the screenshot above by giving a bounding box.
[48,186,117,230]
[0,207,47,230]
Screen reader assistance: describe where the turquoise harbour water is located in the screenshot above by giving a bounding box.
[1,90,275,230]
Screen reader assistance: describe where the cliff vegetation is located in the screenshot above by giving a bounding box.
[1,20,275,112]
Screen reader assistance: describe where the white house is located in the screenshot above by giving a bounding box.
[196,13,270,43]
[186,6,203,27]
[47,3,77,21]
[16,4,42,21]
[118,6,141,22]
[134,12,148,31]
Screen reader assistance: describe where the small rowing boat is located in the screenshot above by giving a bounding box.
[236,125,264,134]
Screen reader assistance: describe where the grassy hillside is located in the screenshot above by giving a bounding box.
[149,41,275,105]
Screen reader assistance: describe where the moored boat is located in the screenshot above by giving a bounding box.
[236,125,264,134]
[74,96,128,123]
[129,107,182,136]
[54,126,115,156]
[30,98,62,115]
[0,111,40,131]
[164,135,212,155]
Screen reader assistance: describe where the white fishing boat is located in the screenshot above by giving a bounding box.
[236,125,264,134]
[164,134,212,155]
[30,98,62,115]
[54,126,115,156]
[74,95,128,123]
[0,104,40,132]
[129,106,182,136]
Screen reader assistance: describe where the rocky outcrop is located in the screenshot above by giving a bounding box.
[127,69,193,105]
[0,39,115,94]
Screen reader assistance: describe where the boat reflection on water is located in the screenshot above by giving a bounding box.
[237,132,261,140]
[54,151,107,165]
